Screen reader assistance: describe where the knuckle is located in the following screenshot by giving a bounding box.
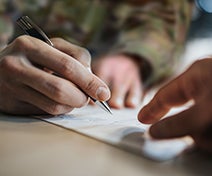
[0,56,14,70]
[84,76,98,92]
[75,96,88,108]
[59,56,76,75]
[0,55,29,79]
[48,80,66,101]
[51,37,64,43]
[47,103,73,115]
[78,47,91,64]
[51,38,91,66]
[46,79,88,108]
[47,103,65,115]
[60,58,76,76]
[0,56,22,76]
[12,35,33,52]
[51,37,68,49]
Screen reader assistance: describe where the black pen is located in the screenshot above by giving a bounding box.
[16,16,112,114]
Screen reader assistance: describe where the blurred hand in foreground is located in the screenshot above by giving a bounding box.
[92,54,143,109]
[138,59,212,153]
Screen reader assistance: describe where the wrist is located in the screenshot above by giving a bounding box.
[121,52,153,86]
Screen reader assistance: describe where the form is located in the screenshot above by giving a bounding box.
[40,92,194,161]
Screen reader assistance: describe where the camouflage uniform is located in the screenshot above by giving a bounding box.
[0,0,193,87]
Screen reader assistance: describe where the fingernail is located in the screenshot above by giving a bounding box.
[138,113,153,124]
[138,112,147,123]
[115,97,124,107]
[96,86,110,100]
[131,97,140,106]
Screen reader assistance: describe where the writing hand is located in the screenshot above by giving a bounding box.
[0,36,110,115]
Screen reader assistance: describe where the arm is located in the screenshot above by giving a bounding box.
[92,1,193,108]
[112,0,193,87]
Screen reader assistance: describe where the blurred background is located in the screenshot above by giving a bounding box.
[1,0,212,71]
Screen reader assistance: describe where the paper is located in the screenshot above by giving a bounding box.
[40,92,194,162]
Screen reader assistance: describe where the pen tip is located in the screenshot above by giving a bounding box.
[103,102,113,115]
[96,101,113,115]
[108,109,113,115]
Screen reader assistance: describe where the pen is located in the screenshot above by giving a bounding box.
[16,16,112,114]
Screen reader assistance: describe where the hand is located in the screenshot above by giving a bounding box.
[92,54,143,109]
[138,59,212,153]
[0,36,110,115]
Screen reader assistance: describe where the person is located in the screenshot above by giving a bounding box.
[0,0,192,114]
[138,58,212,153]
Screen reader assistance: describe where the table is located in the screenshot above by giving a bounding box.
[0,115,212,176]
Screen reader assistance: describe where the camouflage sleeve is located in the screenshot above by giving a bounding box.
[112,0,193,88]
[0,0,14,51]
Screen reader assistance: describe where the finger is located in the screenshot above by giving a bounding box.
[138,70,195,124]
[3,55,89,107]
[11,36,110,101]
[108,73,132,108]
[125,77,142,108]
[0,84,71,115]
[88,99,95,105]
[13,85,74,115]
[13,60,89,107]
[51,38,91,67]
[149,104,204,139]
[93,62,112,86]
[2,99,47,115]
[0,89,45,115]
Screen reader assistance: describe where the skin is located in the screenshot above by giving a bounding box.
[138,59,212,153]
[92,54,143,109]
[0,36,110,115]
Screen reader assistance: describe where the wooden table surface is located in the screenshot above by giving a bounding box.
[0,115,212,176]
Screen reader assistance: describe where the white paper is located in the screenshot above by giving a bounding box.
[40,92,194,161]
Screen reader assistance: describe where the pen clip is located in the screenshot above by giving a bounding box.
[16,16,54,46]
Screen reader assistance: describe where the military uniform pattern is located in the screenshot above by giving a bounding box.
[0,0,193,87]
